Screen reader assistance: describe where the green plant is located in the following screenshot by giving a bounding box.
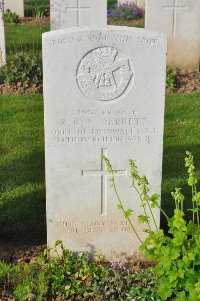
[99,264,159,301]
[43,241,159,300]
[0,260,47,301]
[43,240,104,299]
[0,52,42,87]
[104,152,200,300]
[14,284,32,301]
[0,261,20,288]
[13,261,47,301]
[166,66,176,91]
[24,0,50,17]
[35,8,45,20]
[0,243,160,300]
[127,281,162,301]
[4,9,19,24]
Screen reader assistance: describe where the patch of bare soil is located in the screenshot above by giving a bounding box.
[0,82,42,94]
[108,17,144,27]
[0,244,46,264]
[176,71,200,93]
[19,16,50,26]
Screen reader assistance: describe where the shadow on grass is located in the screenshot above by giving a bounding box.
[0,149,46,244]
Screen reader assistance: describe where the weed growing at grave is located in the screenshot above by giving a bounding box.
[107,2,143,21]
[35,7,45,20]
[104,151,200,300]
[0,260,48,300]
[0,262,20,288]
[24,0,49,17]
[4,9,19,24]
[166,66,176,91]
[43,240,104,299]
[0,52,42,88]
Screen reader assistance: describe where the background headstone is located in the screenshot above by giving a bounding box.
[43,26,167,258]
[145,0,200,71]
[0,1,6,67]
[4,0,24,17]
[50,0,107,30]
[118,0,145,9]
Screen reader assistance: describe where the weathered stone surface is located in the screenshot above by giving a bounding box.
[43,26,166,258]
[4,0,24,17]
[50,0,107,30]
[145,0,200,71]
[0,1,6,67]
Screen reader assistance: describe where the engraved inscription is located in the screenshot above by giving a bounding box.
[53,219,133,234]
[52,109,157,144]
[82,148,127,215]
[163,0,188,35]
[77,47,134,101]
[52,33,159,47]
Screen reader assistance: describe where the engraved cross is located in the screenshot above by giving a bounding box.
[66,0,91,26]
[163,0,188,35]
[82,148,127,215]
[51,0,68,28]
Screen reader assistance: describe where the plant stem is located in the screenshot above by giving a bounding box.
[111,173,144,245]
[194,185,199,227]
[132,182,152,232]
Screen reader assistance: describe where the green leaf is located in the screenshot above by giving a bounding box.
[138,215,149,224]
[157,281,173,300]
[65,285,71,290]
[150,193,159,201]
[193,192,200,205]
[54,240,62,247]
[117,204,123,210]
[188,176,197,186]
[124,209,133,219]
[174,291,187,301]
[169,270,178,282]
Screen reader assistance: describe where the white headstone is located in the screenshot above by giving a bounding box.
[43,26,167,258]
[0,1,6,67]
[50,0,107,30]
[4,0,24,17]
[145,0,200,71]
[118,0,145,9]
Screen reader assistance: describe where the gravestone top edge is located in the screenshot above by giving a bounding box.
[42,25,167,41]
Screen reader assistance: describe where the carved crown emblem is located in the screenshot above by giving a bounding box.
[77,47,134,101]
[92,47,118,65]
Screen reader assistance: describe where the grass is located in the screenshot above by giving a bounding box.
[161,93,200,227]
[6,24,50,59]
[0,94,45,240]
[1,93,200,239]
[25,0,50,17]
[108,0,117,9]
